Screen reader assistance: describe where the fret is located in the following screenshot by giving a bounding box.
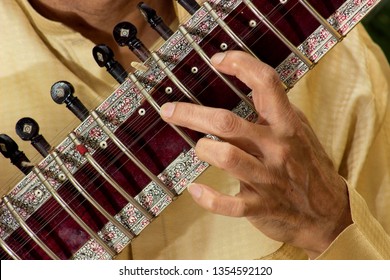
[1,0,382,260]
[203,1,290,90]
[151,52,203,105]
[0,237,21,260]
[128,73,197,148]
[178,25,256,112]
[303,0,347,23]
[242,0,314,68]
[33,167,117,257]
[299,0,343,41]
[90,110,177,199]
[69,132,153,220]
[2,196,60,260]
[204,2,256,57]
[51,151,136,240]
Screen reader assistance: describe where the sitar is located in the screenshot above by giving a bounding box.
[0,0,382,260]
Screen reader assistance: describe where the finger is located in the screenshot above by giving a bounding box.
[211,51,298,131]
[187,183,248,217]
[161,102,272,154]
[195,138,267,185]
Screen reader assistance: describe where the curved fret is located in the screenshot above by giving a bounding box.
[2,196,60,260]
[69,132,153,220]
[242,0,314,68]
[0,0,381,260]
[204,2,256,57]
[179,25,256,112]
[203,2,290,90]
[0,237,21,260]
[90,110,177,199]
[51,151,136,240]
[33,167,117,257]
[151,52,203,105]
[299,0,343,41]
[128,74,197,148]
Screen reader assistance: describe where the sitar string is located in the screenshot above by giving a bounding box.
[5,1,307,258]
[7,1,299,258]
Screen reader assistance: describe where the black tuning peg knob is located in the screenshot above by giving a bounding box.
[137,2,174,40]
[0,134,33,175]
[15,117,51,157]
[176,0,200,15]
[113,21,151,62]
[92,44,128,84]
[50,81,89,121]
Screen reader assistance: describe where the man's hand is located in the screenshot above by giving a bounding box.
[160,51,352,259]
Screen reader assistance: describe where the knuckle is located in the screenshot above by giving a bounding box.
[231,201,247,217]
[212,109,239,135]
[266,142,291,167]
[226,51,245,68]
[217,143,240,170]
[259,65,280,88]
[208,195,221,213]
[194,138,207,159]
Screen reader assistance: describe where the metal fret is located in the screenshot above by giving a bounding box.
[0,237,21,260]
[151,52,202,105]
[1,0,380,260]
[179,25,256,112]
[2,195,60,260]
[33,167,117,257]
[128,74,197,148]
[51,151,136,240]
[299,0,343,41]
[69,132,153,220]
[203,2,289,91]
[242,0,313,68]
[90,110,177,199]
[204,2,256,57]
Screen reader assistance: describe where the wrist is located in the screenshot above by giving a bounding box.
[305,179,353,259]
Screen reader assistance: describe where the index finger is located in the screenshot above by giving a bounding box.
[211,51,298,131]
[160,102,271,154]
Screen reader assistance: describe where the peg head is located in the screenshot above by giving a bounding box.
[50,81,89,121]
[137,2,161,27]
[50,81,75,104]
[92,44,114,67]
[0,134,32,174]
[0,134,19,158]
[15,117,40,141]
[113,21,139,49]
[176,0,200,15]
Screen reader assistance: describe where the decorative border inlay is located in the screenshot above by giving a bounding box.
[276,0,380,87]
[0,0,381,259]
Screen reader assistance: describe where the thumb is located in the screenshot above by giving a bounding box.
[187,183,247,217]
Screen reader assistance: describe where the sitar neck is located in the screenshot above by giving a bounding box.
[0,0,381,260]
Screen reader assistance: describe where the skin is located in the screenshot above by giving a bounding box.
[28,0,352,259]
[28,0,176,66]
[160,51,353,259]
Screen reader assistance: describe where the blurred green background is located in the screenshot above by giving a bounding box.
[362,0,390,61]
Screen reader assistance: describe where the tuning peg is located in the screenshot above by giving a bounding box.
[113,21,151,62]
[92,44,128,84]
[137,2,174,40]
[50,81,89,121]
[15,117,51,158]
[0,134,33,175]
[176,0,200,15]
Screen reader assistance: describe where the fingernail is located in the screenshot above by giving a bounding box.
[211,52,226,65]
[188,183,202,199]
[160,102,175,118]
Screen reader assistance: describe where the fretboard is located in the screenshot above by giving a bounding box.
[0,0,381,260]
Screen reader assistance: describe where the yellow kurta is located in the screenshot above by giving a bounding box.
[0,0,389,259]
